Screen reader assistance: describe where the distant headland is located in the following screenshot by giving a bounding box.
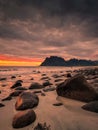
[40,56,98,66]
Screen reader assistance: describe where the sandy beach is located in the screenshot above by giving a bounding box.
[0,66,98,130]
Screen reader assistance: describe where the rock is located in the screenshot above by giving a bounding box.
[42,74,46,76]
[43,87,55,92]
[40,77,50,80]
[82,101,98,113]
[56,74,97,102]
[15,87,27,90]
[15,92,39,110]
[0,103,5,107]
[2,84,7,87]
[54,79,63,82]
[11,80,22,89]
[52,74,60,78]
[66,73,72,78]
[53,102,63,106]
[43,81,52,87]
[34,122,51,130]
[11,76,16,79]
[30,78,34,80]
[29,82,43,89]
[0,78,7,81]
[33,90,42,94]
[16,80,23,83]
[10,90,23,97]
[2,95,12,101]
[41,93,46,96]
[12,109,36,128]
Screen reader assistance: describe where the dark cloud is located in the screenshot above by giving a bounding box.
[0,0,98,60]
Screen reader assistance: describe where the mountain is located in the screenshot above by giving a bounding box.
[41,56,66,66]
[40,56,98,66]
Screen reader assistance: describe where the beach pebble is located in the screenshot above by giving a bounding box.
[0,103,5,107]
[43,87,55,92]
[30,78,34,80]
[12,109,36,128]
[53,102,63,106]
[2,84,7,87]
[29,82,43,89]
[33,90,42,94]
[41,92,46,96]
[82,101,98,113]
[10,90,24,97]
[34,122,51,130]
[40,76,50,80]
[15,92,39,110]
[0,78,7,81]
[66,73,72,78]
[54,79,63,82]
[15,87,27,90]
[43,81,52,87]
[11,76,16,79]
[2,95,12,101]
[11,81,22,89]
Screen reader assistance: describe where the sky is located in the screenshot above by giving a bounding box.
[0,0,98,66]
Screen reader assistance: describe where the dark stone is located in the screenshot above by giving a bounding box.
[43,81,52,87]
[0,103,5,107]
[10,90,23,97]
[41,93,46,96]
[15,87,27,90]
[12,109,36,128]
[2,84,7,87]
[0,78,7,81]
[33,90,42,94]
[42,74,46,76]
[56,74,97,102]
[11,81,22,89]
[16,80,23,83]
[34,122,51,130]
[40,77,50,80]
[53,102,63,106]
[29,82,43,89]
[11,76,16,79]
[30,78,34,80]
[52,74,60,78]
[43,87,55,92]
[15,92,39,110]
[2,95,12,101]
[54,79,63,82]
[82,101,98,113]
[66,73,72,78]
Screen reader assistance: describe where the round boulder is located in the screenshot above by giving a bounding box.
[29,82,43,89]
[15,92,39,110]
[56,74,97,102]
[12,109,36,128]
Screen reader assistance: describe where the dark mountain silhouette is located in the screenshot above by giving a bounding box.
[40,56,98,66]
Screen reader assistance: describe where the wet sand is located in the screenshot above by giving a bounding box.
[0,91,98,130]
[0,66,98,130]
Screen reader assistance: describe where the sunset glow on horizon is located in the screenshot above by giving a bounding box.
[0,54,42,66]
